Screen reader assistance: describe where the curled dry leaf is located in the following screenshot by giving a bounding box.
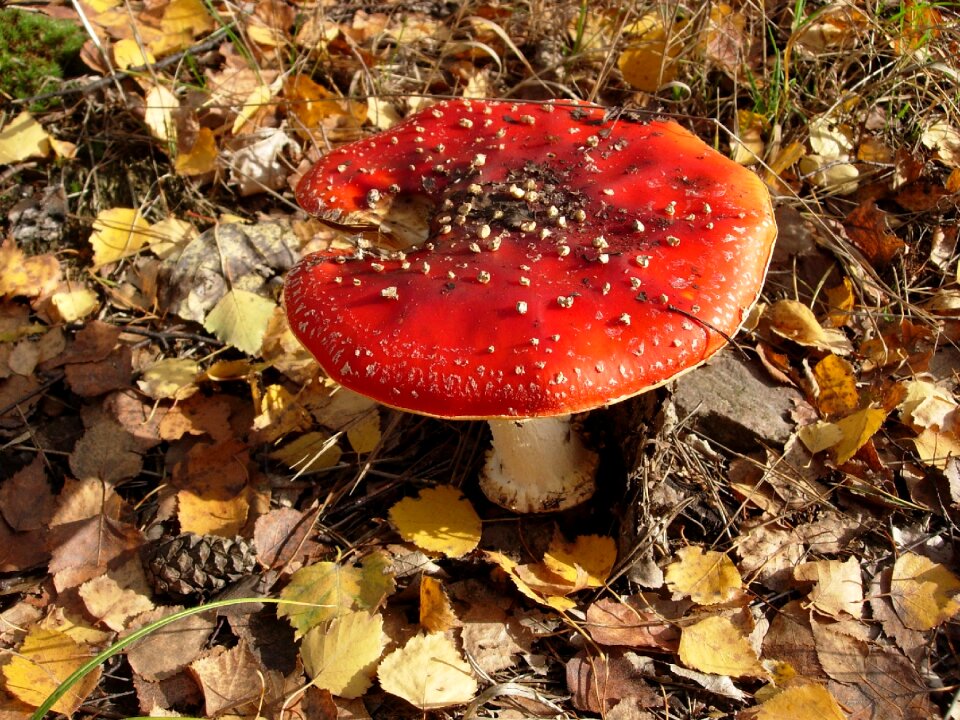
[765,300,853,354]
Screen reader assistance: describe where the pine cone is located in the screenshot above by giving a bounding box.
[143,533,257,599]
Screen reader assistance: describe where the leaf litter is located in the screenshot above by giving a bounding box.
[1,0,959,718]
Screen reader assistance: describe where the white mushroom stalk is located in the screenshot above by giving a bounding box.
[481,416,598,514]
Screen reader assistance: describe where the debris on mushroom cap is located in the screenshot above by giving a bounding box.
[285,98,777,419]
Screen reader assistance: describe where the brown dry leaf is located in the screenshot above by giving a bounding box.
[0,627,102,715]
[419,575,459,633]
[889,551,960,630]
[665,546,742,605]
[844,200,906,268]
[868,568,926,664]
[794,557,863,619]
[898,379,958,432]
[486,550,576,612]
[377,632,477,710]
[456,590,534,675]
[913,427,960,470]
[584,594,684,651]
[735,521,805,593]
[389,486,481,559]
[301,610,385,698]
[0,456,55,531]
[678,616,766,678]
[921,120,960,167]
[812,354,859,417]
[253,506,318,571]
[618,13,688,92]
[747,683,846,720]
[79,572,155,631]
[765,300,853,354]
[792,4,869,53]
[126,606,216,682]
[566,650,660,713]
[189,641,278,717]
[50,477,125,526]
[0,239,61,299]
[701,3,747,77]
[48,515,144,593]
[762,600,822,677]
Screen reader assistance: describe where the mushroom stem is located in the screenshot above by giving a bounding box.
[480,416,598,513]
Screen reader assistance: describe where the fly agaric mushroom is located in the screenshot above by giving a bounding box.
[285,99,776,513]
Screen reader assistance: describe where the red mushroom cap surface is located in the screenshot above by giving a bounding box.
[285,99,777,419]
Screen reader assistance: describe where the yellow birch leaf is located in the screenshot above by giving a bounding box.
[144,84,178,143]
[175,126,218,176]
[233,83,274,134]
[357,550,396,611]
[618,14,686,92]
[301,611,384,698]
[831,407,887,464]
[50,287,99,322]
[89,207,153,267]
[678,616,765,678]
[797,420,844,455]
[824,278,855,327]
[890,552,960,631]
[813,354,859,417]
[161,0,215,36]
[137,358,200,400]
[1,627,102,714]
[389,486,481,558]
[278,561,362,637]
[149,216,198,258]
[177,486,249,537]
[794,557,863,618]
[731,110,766,165]
[913,428,960,470]
[485,551,577,611]
[541,533,616,590]
[378,633,478,709]
[203,288,276,356]
[252,383,311,440]
[0,241,60,299]
[420,575,459,633]
[269,431,342,474]
[754,683,846,720]
[665,546,743,605]
[113,38,155,69]
[0,111,50,164]
[347,411,381,453]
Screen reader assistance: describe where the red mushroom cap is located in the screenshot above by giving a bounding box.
[285,99,776,419]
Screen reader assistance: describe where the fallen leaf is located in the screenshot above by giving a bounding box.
[799,407,887,464]
[389,486,481,558]
[138,358,200,400]
[50,286,99,322]
[678,616,765,678]
[584,594,684,651]
[189,642,277,717]
[921,120,960,167]
[347,411,382,453]
[566,650,660,713]
[89,207,154,267]
[812,354,859,417]
[843,200,906,268]
[145,85,178,143]
[269,431,343,475]
[0,239,61,299]
[665,546,742,605]
[419,576,459,633]
[794,557,863,619]
[748,683,846,720]
[618,13,687,92]
[377,632,477,709]
[889,551,960,630]
[1,627,102,715]
[765,300,853,354]
[302,611,384,698]
[126,605,216,681]
[203,288,276,355]
[542,533,616,590]
[175,127,218,176]
[79,573,154,631]
[0,112,51,164]
[278,561,361,637]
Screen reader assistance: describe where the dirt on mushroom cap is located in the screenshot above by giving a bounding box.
[285,98,777,419]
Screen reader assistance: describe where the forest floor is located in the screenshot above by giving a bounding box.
[1,1,960,718]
